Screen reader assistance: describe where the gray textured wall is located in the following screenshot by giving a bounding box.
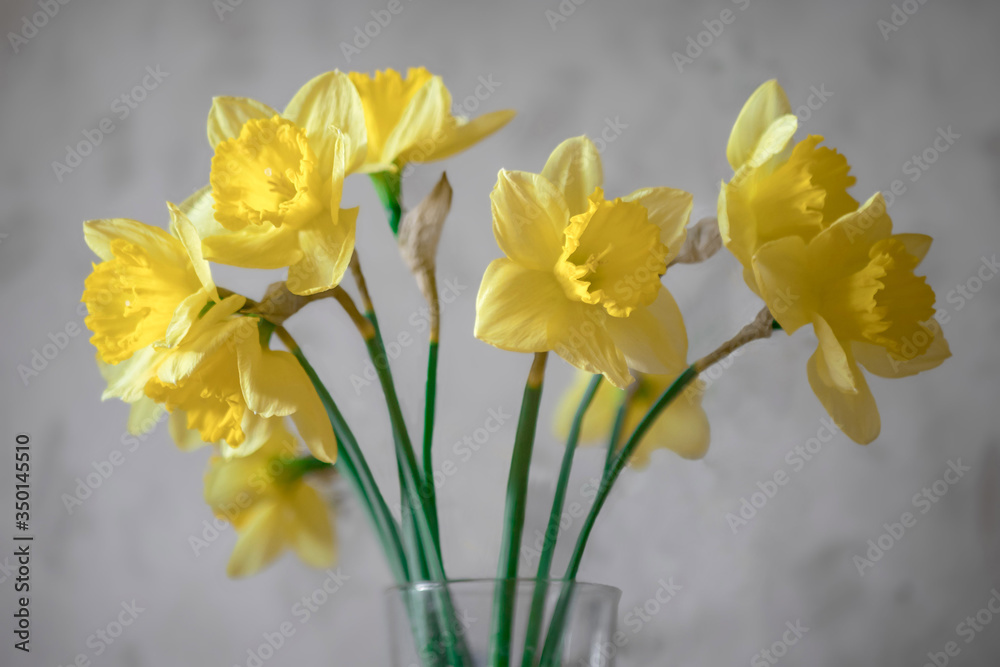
[2,0,999,665]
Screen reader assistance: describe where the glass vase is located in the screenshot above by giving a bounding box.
[386,578,621,667]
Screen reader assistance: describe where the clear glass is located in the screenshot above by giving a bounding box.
[386,578,621,667]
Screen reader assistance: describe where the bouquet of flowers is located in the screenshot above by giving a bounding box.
[81,70,949,666]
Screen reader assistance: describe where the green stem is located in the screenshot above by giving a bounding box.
[363,328,472,666]
[422,340,441,552]
[289,346,409,585]
[603,396,630,476]
[520,374,602,667]
[489,353,548,667]
[370,170,403,235]
[538,366,700,666]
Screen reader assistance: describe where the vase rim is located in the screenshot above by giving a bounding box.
[386,577,621,596]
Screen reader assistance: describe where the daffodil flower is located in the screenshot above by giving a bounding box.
[82,203,218,365]
[204,422,336,578]
[144,302,337,461]
[475,136,692,388]
[556,370,710,466]
[719,80,859,295]
[348,67,515,173]
[753,193,951,443]
[82,203,219,434]
[183,71,368,295]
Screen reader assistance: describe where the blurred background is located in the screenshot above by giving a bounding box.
[2,0,999,664]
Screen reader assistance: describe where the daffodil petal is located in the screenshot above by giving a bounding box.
[167,202,218,298]
[283,71,368,173]
[226,502,286,578]
[236,338,336,463]
[540,136,603,218]
[288,484,336,568]
[810,193,892,269]
[812,314,857,393]
[207,96,279,149]
[161,289,214,349]
[727,80,793,171]
[807,339,880,444]
[98,346,162,403]
[475,258,568,352]
[604,289,688,376]
[385,75,449,165]
[633,378,710,466]
[554,372,621,443]
[553,304,631,389]
[853,320,951,379]
[202,224,305,270]
[752,236,815,333]
[893,233,933,264]
[83,218,174,262]
[622,187,692,263]
[126,396,165,436]
[420,109,516,163]
[168,410,208,451]
[491,170,568,271]
[285,207,357,296]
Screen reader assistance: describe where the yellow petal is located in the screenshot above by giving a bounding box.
[126,396,165,436]
[475,258,569,353]
[540,136,603,217]
[168,410,208,451]
[384,75,450,166]
[553,372,621,443]
[349,67,435,166]
[727,80,793,170]
[491,170,569,271]
[419,109,516,163]
[604,289,688,376]
[622,187,692,263]
[893,233,933,264]
[226,501,286,578]
[752,236,815,333]
[812,315,857,393]
[236,337,336,463]
[632,377,710,466]
[551,304,631,389]
[288,483,336,568]
[792,135,857,224]
[809,193,892,270]
[745,115,799,171]
[202,224,304,270]
[179,184,227,239]
[283,71,368,173]
[207,96,278,149]
[286,206,358,296]
[167,202,217,298]
[806,339,880,444]
[852,319,950,379]
[98,347,162,403]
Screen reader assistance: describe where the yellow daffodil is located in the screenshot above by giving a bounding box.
[475,136,692,388]
[82,204,218,365]
[556,371,710,467]
[719,80,859,295]
[204,422,336,577]
[144,305,337,461]
[183,71,367,295]
[348,67,515,173]
[754,193,950,443]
